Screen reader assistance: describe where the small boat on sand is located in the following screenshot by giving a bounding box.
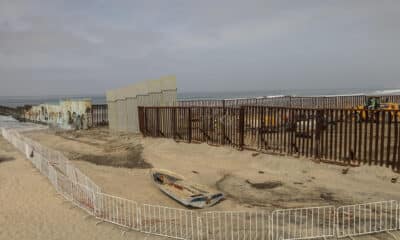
[150,169,224,208]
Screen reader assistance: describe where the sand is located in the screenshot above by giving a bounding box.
[3,127,400,239]
[0,135,165,240]
[23,128,400,212]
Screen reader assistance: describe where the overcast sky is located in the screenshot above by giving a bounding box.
[0,0,399,96]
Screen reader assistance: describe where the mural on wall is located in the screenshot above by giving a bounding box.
[24,99,92,130]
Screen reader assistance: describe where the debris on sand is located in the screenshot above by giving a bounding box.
[192,170,199,174]
[151,169,224,208]
[245,180,283,189]
[0,156,15,163]
[320,192,335,201]
[258,170,264,174]
[342,168,349,174]
[251,153,260,157]
[391,177,398,183]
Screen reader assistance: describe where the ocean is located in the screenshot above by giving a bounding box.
[0,115,46,129]
[1,88,399,107]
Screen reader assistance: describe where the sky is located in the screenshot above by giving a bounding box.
[0,0,400,96]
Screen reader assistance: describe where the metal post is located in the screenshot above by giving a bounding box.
[222,100,226,145]
[91,107,94,127]
[239,106,245,150]
[144,108,148,136]
[188,107,192,143]
[156,108,160,137]
[172,107,177,140]
[315,109,323,159]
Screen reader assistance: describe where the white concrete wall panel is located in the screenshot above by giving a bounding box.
[106,75,177,133]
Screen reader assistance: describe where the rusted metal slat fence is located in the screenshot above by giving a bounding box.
[139,107,243,149]
[178,95,400,108]
[139,106,400,171]
[91,104,108,127]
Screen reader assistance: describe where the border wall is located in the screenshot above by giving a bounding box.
[178,95,400,108]
[139,106,400,172]
[23,99,92,130]
[90,104,109,127]
[1,104,109,129]
[106,75,177,133]
[0,105,26,119]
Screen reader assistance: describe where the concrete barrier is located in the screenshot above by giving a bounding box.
[23,99,92,130]
[106,75,177,133]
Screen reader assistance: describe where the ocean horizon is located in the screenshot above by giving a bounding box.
[1,88,399,107]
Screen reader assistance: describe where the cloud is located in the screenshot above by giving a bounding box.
[0,0,400,95]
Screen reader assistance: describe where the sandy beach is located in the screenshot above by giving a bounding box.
[24,128,400,212]
[1,127,400,239]
[0,135,165,240]
[2,1,400,239]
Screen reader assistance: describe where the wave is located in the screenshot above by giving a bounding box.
[370,89,400,95]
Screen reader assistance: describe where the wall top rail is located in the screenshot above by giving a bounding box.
[139,105,400,112]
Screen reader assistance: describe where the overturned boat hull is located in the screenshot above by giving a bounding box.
[151,169,224,208]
